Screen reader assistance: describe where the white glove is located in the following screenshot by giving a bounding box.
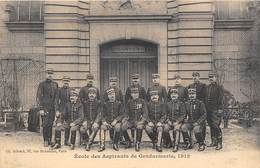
[111,120,117,126]
[55,111,60,117]
[148,122,154,127]
[39,110,45,116]
[56,123,62,127]
[92,122,99,128]
[83,121,88,127]
[156,122,162,127]
[70,123,75,127]
[168,121,172,126]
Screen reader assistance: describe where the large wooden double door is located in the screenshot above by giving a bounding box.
[100,39,158,96]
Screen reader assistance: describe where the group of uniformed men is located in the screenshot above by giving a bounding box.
[36,69,224,152]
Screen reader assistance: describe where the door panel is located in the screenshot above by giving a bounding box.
[101,58,157,96]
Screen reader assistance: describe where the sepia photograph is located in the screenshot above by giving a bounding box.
[0,0,259,168]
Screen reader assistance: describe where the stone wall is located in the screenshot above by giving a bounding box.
[167,0,214,86]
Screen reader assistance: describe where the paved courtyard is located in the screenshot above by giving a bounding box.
[0,120,259,168]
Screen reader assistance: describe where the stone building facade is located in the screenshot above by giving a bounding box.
[0,0,259,109]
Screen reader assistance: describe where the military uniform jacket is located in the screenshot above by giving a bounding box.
[79,84,100,103]
[55,86,71,121]
[147,84,167,102]
[167,85,188,102]
[166,99,186,123]
[205,83,224,111]
[102,100,125,123]
[147,101,167,123]
[185,99,206,125]
[37,79,58,109]
[71,100,84,126]
[82,99,102,123]
[187,82,206,103]
[125,84,147,103]
[103,87,123,103]
[125,98,148,122]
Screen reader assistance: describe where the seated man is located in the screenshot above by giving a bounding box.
[164,88,186,152]
[80,87,103,151]
[181,88,207,151]
[145,90,167,152]
[121,88,148,152]
[69,89,84,150]
[99,88,125,152]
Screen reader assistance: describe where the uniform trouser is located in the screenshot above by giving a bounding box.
[100,122,122,144]
[181,123,204,145]
[145,122,163,146]
[163,123,183,146]
[80,121,100,145]
[70,125,80,145]
[223,117,229,128]
[121,120,145,143]
[54,121,70,145]
[207,112,222,143]
[41,109,55,143]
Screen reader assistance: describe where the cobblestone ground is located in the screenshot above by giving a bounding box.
[0,120,259,168]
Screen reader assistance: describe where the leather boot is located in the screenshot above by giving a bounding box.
[215,137,223,150]
[135,129,142,152]
[70,131,76,150]
[80,132,88,146]
[172,131,179,152]
[53,130,61,149]
[195,132,205,151]
[64,128,70,146]
[122,131,132,148]
[98,130,106,152]
[113,132,120,151]
[182,132,191,150]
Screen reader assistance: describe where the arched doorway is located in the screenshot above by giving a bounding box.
[100,39,158,96]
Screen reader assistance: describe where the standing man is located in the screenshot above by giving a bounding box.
[145,90,167,152]
[187,71,207,141]
[79,73,100,103]
[103,77,123,103]
[121,88,148,152]
[99,88,125,152]
[37,69,58,147]
[125,74,146,103]
[147,74,167,102]
[167,74,188,102]
[164,89,186,152]
[52,76,72,149]
[205,71,224,150]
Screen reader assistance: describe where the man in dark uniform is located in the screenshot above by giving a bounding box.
[167,74,188,102]
[82,87,103,151]
[125,74,146,103]
[69,89,84,150]
[37,69,58,147]
[79,74,100,103]
[147,74,167,102]
[187,72,207,141]
[99,88,125,152]
[164,88,186,152]
[145,90,167,152]
[103,77,123,103]
[205,71,224,150]
[182,88,207,151]
[121,88,148,152]
[52,76,72,149]
[165,74,188,147]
